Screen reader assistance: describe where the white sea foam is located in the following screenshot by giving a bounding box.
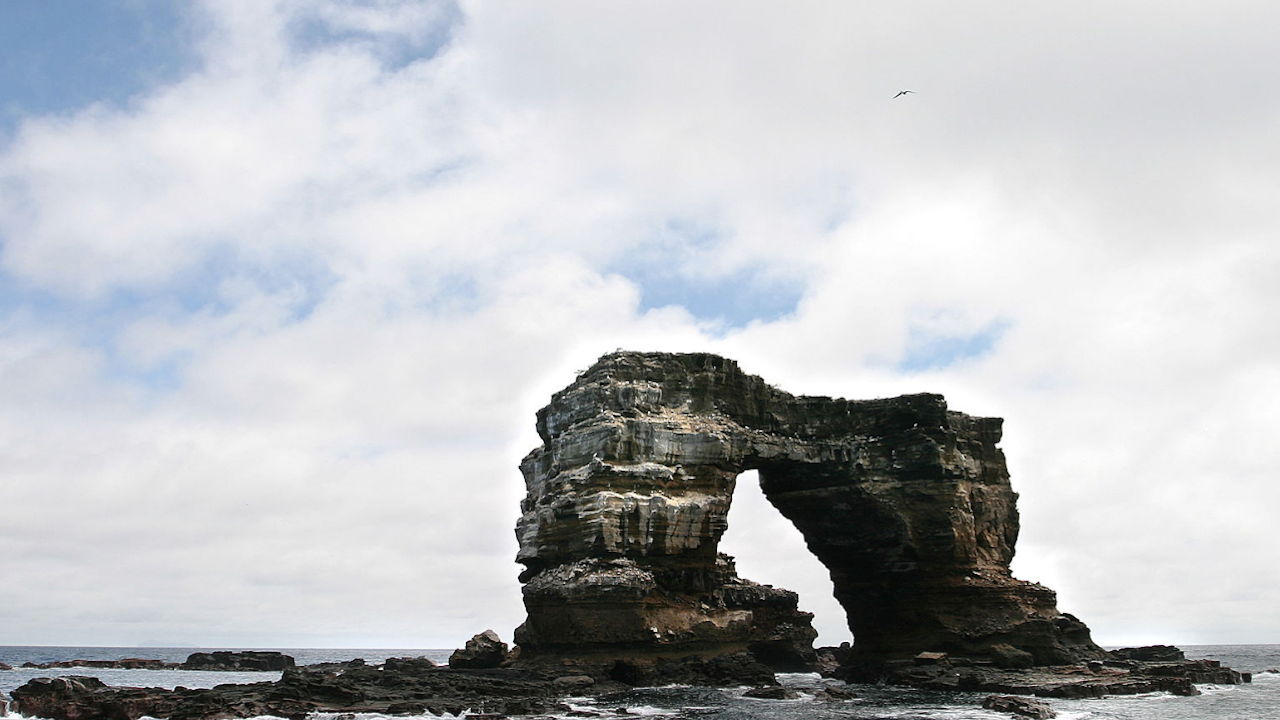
[1194,682,1238,694]
[615,706,676,716]
[307,707,463,712]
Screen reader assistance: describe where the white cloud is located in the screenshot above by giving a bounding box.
[1,0,1277,650]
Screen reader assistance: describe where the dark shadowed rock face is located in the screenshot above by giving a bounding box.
[514,351,1108,673]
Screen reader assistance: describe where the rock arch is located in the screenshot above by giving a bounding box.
[514,351,1105,674]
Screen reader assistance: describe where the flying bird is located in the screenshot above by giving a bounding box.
[893,90,915,98]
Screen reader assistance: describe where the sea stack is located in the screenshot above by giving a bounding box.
[512,351,1107,677]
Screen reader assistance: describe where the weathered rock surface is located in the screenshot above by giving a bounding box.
[983,694,1056,718]
[880,655,1245,697]
[514,351,1108,674]
[1111,644,1185,662]
[448,629,510,669]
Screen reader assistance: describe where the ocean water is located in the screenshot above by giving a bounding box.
[2,645,1277,719]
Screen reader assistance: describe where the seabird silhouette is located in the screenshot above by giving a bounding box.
[893,90,915,98]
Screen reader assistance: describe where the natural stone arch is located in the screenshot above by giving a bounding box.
[513,351,1105,674]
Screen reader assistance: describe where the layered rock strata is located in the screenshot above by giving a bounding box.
[514,351,1108,673]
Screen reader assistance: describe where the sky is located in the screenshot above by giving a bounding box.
[1,0,1277,651]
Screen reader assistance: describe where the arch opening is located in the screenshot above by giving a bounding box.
[719,470,852,647]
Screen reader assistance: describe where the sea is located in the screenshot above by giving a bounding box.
[2,645,1277,720]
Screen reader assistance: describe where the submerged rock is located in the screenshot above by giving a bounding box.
[1112,645,1185,661]
[514,351,1108,674]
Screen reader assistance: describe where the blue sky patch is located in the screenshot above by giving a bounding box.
[0,271,183,396]
[0,247,337,395]
[612,219,803,329]
[620,264,803,330]
[897,318,1010,373]
[0,1,198,133]
[289,1,463,71]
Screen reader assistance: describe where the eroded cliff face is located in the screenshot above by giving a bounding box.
[514,351,1106,672]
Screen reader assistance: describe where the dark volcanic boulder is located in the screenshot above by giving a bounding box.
[382,656,438,673]
[983,694,1056,718]
[514,351,1108,673]
[274,667,365,704]
[449,630,510,669]
[1112,645,1185,662]
[181,651,295,671]
[10,676,151,720]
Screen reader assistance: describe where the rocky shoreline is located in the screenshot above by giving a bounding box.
[871,651,1249,698]
[6,648,578,720]
[5,643,1252,720]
